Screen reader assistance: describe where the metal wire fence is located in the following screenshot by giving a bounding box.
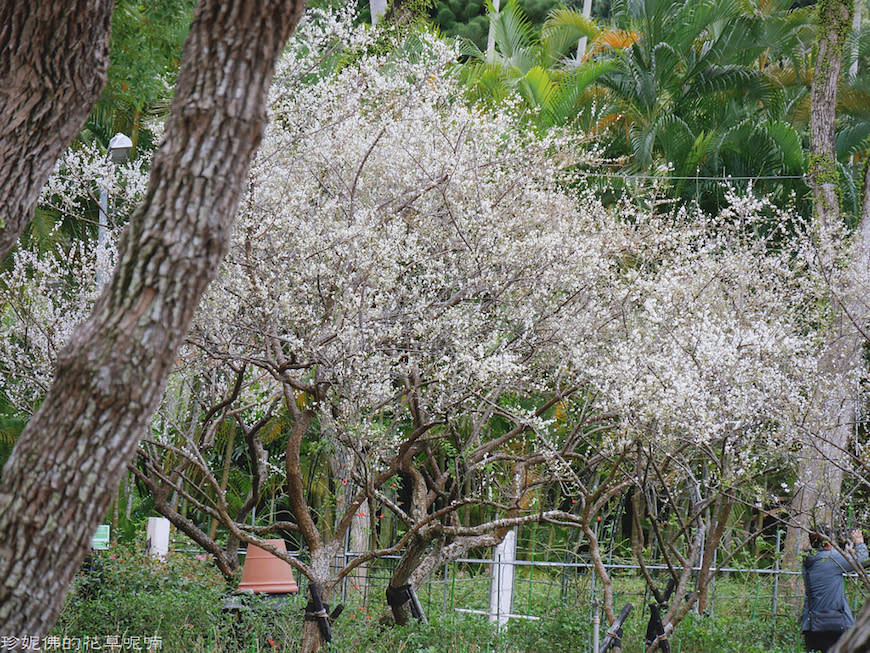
[172,528,870,652]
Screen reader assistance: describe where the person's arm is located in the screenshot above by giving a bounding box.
[850,529,869,567]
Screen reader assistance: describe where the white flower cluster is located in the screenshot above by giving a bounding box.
[576,198,827,480]
[39,141,150,229]
[0,144,148,414]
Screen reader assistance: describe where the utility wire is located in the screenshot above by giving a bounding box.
[574,171,809,182]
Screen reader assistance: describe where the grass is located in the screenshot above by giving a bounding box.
[52,546,830,652]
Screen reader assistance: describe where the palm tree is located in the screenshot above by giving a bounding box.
[590,0,813,208]
[837,25,870,217]
[80,0,194,154]
[460,0,616,129]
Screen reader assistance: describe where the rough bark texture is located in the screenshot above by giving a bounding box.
[833,597,870,651]
[0,0,305,637]
[830,139,870,653]
[0,0,113,259]
[784,0,855,570]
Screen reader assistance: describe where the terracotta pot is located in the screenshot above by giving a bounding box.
[237,539,299,594]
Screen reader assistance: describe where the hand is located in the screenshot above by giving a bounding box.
[851,529,864,545]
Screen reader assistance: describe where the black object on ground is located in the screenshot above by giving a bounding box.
[599,603,633,653]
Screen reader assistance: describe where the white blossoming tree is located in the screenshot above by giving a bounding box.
[576,192,829,642]
[179,17,625,647]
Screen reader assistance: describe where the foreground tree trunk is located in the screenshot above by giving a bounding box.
[784,0,855,569]
[829,148,870,653]
[0,0,113,259]
[0,0,305,636]
[834,598,870,651]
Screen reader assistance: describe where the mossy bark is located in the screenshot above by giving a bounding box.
[784,0,856,575]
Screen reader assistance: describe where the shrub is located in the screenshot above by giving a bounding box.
[55,545,232,651]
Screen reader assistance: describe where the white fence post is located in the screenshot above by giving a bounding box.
[489,527,517,628]
[146,517,170,558]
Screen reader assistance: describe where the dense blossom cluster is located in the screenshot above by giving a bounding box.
[193,27,615,446]
[583,201,823,476]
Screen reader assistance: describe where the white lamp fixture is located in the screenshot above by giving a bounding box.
[108,132,133,164]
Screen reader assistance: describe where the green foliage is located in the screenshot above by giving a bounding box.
[575,0,816,211]
[837,25,870,219]
[431,0,562,50]
[671,611,802,653]
[106,0,193,111]
[57,561,813,653]
[335,613,502,652]
[0,410,23,477]
[56,545,316,651]
[503,610,589,652]
[80,0,194,154]
[459,0,613,129]
[56,545,232,651]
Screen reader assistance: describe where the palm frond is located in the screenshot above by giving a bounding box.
[461,61,516,105]
[762,120,804,171]
[547,60,619,127]
[519,65,556,112]
[836,121,870,159]
[488,0,540,73]
[541,7,601,64]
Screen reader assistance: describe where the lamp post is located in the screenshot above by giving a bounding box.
[96,133,132,285]
[98,133,132,249]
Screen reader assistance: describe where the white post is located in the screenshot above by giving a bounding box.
[592,598,600,653]
[576,0,593,62]
[486,0,501,63]
[97,133,131,286]
[850,0,863,79]
[370,0,388,26]
[488,527,516,628]
[146,517,170,559]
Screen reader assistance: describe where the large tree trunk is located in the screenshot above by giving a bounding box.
[833,599,870,651]
[830,144,870,653]
[0,0,305,637]
[0,0,113,260]
[808,0,850,232]
[784,0,855,569]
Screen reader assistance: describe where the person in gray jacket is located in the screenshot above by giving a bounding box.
[801,527,868,652]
